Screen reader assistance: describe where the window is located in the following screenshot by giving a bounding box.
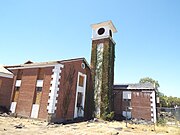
[77,92,83,107]
[97,27,105,35]
[81,63,85,69]
[15,87,20,91]
[36,87,42,92]
[13,87,20,102]
[123,99,131,109]
[78,75,84,87]
[123,91,131,99]
[123,99,131,102]
[109,30,112,37]
[33,87,43,104]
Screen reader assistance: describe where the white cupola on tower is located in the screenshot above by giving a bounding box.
[91,20,117,40]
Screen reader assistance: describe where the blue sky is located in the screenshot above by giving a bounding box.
[0,0,180,97]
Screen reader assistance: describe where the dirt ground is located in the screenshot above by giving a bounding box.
[0,116,179,135]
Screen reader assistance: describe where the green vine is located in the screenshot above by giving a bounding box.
[91,38,115,119]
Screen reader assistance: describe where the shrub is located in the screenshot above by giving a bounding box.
[102,111,114,121]
[158,118,166,126]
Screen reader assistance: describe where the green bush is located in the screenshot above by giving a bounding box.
[158,118,166,126]
[102,111,114,121]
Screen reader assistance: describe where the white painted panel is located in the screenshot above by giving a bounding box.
[31,104,39,118]
[10,102,17,113]
[74,72,87,118]
[123,91,131,99]
[122,111,131,119]
[15,80,21,87]
[36,80,43,87]
[47,64,64,114]
[92,26,112,39]
[150,91,157,123]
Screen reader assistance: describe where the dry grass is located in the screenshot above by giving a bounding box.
[0,116,179,135]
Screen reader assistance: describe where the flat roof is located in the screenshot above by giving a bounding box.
[114,83,155,90]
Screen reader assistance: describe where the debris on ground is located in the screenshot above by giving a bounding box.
[14,123,25,129]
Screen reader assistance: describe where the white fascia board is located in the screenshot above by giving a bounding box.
[142,90,153,93]
[8,63,64,70]
[0,72,13,78]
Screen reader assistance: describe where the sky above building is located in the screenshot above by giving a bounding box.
[0,0,179,97]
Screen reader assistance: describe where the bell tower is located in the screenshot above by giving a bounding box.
[90,20,117,118]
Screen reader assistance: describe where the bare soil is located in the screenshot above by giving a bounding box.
[0,116,179,135]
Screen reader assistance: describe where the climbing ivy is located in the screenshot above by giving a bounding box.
[91,38,115,120]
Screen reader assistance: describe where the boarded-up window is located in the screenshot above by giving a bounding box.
[13,87,20,102]
[0,80,2,88]
[33,87,42,104]
[38,68,44,80]
[123,99,131,107]
[123,91,131,99]
[78,75,84,87]
[17,70,23,80]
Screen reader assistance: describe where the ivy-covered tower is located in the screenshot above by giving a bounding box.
[90,21,117,118]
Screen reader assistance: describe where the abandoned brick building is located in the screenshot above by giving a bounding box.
[0,21,158,122]
[4,58,93,122]
[113,83,157,123]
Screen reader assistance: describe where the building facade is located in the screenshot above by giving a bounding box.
[0,66,13,109]
[5,58,93,122]
[113,83,157,123]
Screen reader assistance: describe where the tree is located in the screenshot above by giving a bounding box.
[139,77,180,107]
[139,77,160,89]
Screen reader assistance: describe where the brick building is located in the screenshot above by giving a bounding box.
[5,58,93,122]
[113,83,157,123]
[0,21,158,123]
[0,66,13,109]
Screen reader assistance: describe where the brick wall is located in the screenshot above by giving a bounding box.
[55,60,93,121]
[15,68,38,117]
[0,76,13,108]
[38,67,52,119]
[9,59,93,121]
[113,90,123,114]
[131,91,152,121]
[113,89,152,121]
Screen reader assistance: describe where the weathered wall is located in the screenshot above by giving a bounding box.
[131,91,152,121]
[0,76,13,108]
[15,68,38,117]
[55,60,93,121]
[38,67,52,119]
[11,67,53,119]
[113,89,152,121]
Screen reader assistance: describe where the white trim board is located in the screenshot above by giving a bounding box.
[74,72,87,118]
[47,64,64,114]
[0,72,13,78]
